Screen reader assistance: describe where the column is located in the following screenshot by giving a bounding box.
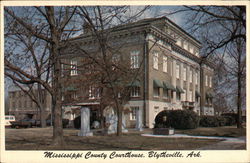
[172,59,176,103]
[135,108,143,131]
[122,112,128,133]
[78,107,93,136]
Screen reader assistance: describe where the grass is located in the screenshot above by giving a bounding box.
[175,126,246,137]
[5,127,223,150]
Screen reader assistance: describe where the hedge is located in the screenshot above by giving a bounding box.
[199,115,235,127]
[154,110,199,129]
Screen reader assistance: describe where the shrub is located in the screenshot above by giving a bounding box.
[199,116,230,127]
[199,116,219,127]
[223,116,236,126]
[154,110,199,129]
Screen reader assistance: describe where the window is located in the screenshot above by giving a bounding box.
[153,52,158,70]
[153,87,160,97]
[89,86,100,99]
[205,75,208,86]
[195,72,198,85]
[130,51,139,69]
[130,107,138,120]
[176,64,180,79]
[189,91,193,102]
[70,60,78,76]
[163,56,168,72]
[209,76,212,87]
[183,89,186,101]
[190,70,193,83]
[177,92,181,101]
[72,92,77,99]
[61,64,64,77]
[112,54,120,70]
[183,67,186,81]
[163,89,169,98]
[130,87,140,97]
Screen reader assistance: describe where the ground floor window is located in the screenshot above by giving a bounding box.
[130,107,138,120]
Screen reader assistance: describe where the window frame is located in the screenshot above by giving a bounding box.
[70,60,78,76]
[176,64,180,79]
[130,86,140,97]
[163,56,168,73]
[130,51,139,69]
[153,51,159,70]
[130,107,138,120]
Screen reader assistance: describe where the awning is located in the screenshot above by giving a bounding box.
[195,91,201,97]
[163,81,176,91]
[206,92,214,98]
[127,80,140,87]
[176,86,184,93]
[153,79,163,88]
[64,86,77,91]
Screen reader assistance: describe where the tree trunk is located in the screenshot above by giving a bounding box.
[116,105,122,136]
[40,106,47,128]
[46,6,64,146]
[237,56,242,128]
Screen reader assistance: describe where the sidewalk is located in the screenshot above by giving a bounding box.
[141,134,246,150]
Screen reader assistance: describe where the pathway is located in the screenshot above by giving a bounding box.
[141,134,246,150]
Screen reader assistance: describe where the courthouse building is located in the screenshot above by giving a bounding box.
[61,17,214,129]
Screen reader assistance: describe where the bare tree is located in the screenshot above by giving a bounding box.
[169,6,246,128]
[4,6,78,146]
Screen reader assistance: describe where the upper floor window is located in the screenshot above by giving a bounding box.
[183,89,186,101]
[209,76,212,87]
[153,87,160,97]
[195,72,198,85]
[61,64,64,77]
[130,51,139,69]
[163,56,168,73]
[112,53,120,70]
[183,67,187,81]
[190,70,193,83]
[189,91,193,102]
[153,52,158,70]
[130,87,140,97]
[163,89,169,98]
[70,60,78,76]
[176,64,180,79]
[72,92,77,99]
[89,86,100,99]
[205,75,208,86]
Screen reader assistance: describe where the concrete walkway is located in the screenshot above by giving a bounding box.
[141,134,246,150]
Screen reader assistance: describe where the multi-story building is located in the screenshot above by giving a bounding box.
[8,87,52,120]
[61,17,214,129]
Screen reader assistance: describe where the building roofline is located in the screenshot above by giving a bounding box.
[69,16,201,47]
